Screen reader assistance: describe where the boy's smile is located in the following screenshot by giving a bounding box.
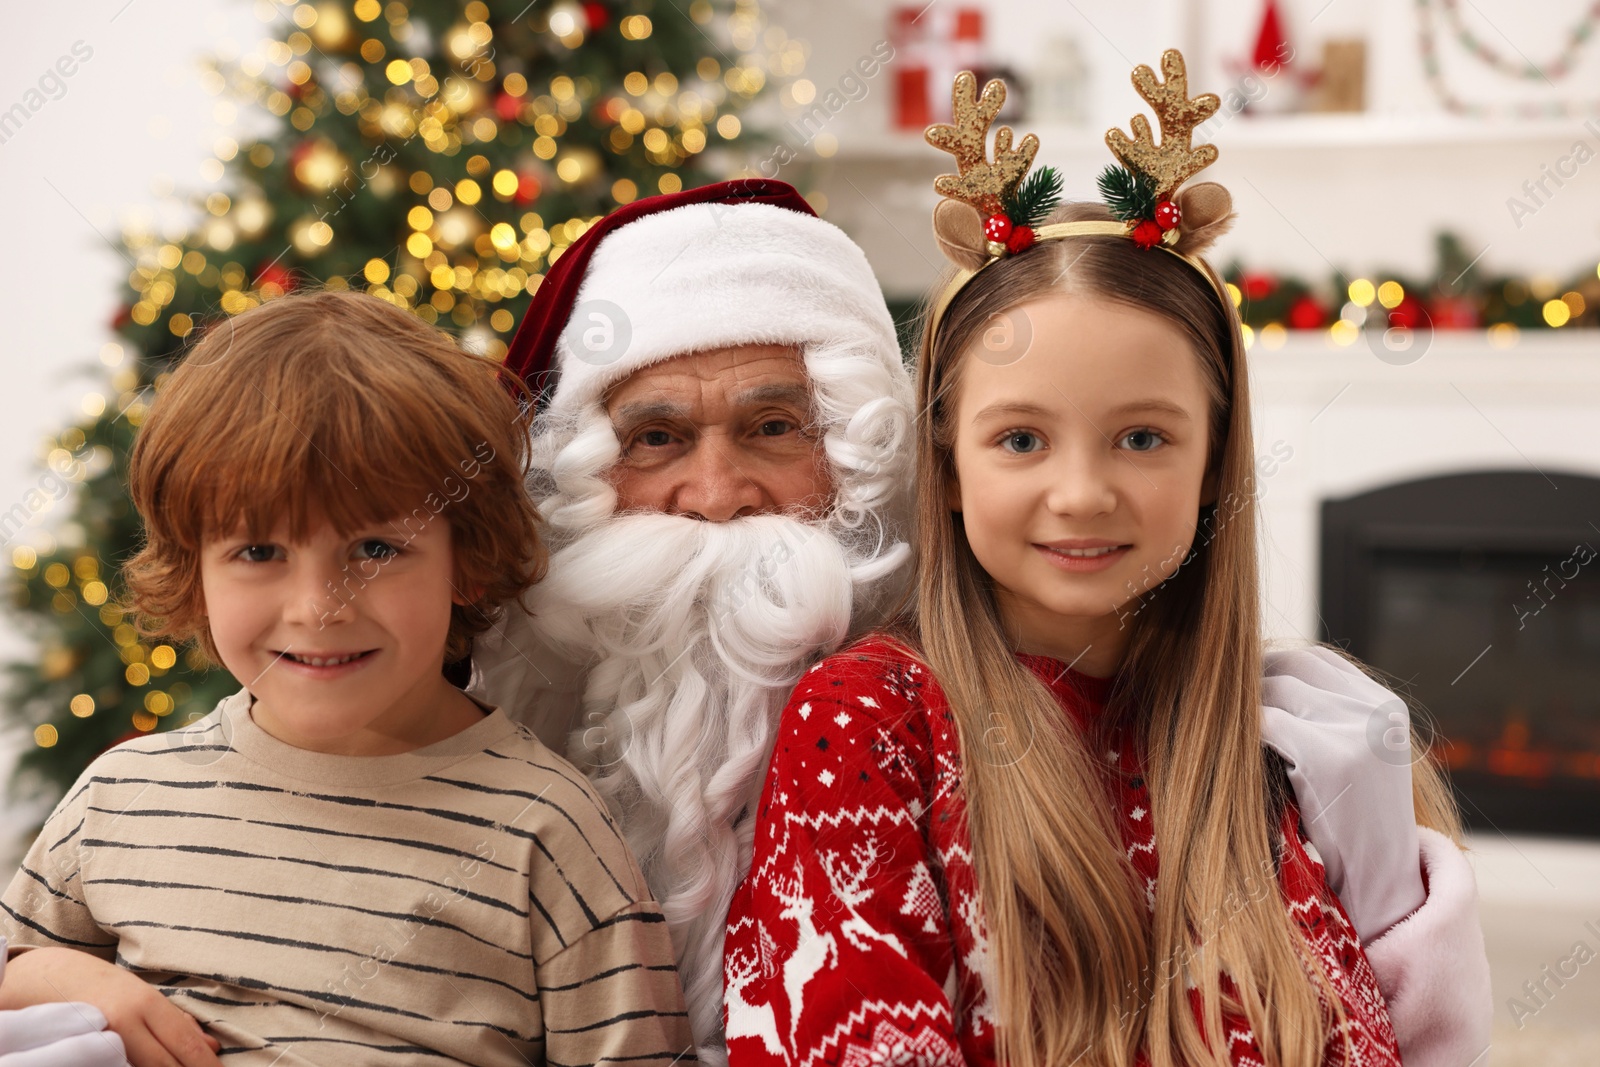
[273,647,379,672]
[946,293,1219,676]
[198,509,484,756]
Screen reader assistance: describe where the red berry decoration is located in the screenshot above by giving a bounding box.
[983,213,1013,243]
[1005,225,1035,255]
[1131,219,1164,249]
[1154,200,1181,230]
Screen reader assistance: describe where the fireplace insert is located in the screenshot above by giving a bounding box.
[1320,470,1600,838]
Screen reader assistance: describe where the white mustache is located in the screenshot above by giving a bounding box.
[531,510,854,676]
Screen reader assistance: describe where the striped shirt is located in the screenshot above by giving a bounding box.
[1,687,694,1066]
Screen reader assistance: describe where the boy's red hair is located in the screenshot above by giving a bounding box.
[121,289,546,668]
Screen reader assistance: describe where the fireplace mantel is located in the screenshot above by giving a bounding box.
[1249,330,1600,645]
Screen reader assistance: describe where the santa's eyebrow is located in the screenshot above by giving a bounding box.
[611,400,690,427]
[730,383,812,408]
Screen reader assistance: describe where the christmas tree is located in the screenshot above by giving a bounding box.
[2,0,787,807]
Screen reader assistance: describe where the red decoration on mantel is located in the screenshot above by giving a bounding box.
[1429,294,1481,329]
[1288,294,1326,329]
[1252,0,1291,73]
[1388,294,1427,330]
[1241,271,1277,301]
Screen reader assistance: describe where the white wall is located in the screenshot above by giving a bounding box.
[0,0,265,855]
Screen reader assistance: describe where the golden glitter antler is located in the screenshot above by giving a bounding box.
[1105,49,1220,202]
[924,71,1038,218]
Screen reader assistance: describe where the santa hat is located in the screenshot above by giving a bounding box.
[503,179,902,420]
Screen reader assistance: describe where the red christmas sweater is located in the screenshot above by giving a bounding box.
[723,637,1401,1067]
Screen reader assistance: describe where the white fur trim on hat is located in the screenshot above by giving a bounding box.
[544,201,901,416]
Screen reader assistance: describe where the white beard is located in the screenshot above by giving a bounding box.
[526,510,858,1065]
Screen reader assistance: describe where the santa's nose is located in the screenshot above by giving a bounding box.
[674,442,764,522]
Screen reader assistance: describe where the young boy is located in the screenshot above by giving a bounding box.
[0,290,693,1067]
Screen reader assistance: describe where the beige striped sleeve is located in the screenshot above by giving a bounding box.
[537,899,695,1067]
[1,763,118,962]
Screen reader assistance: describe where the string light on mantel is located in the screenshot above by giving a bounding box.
[1222,233,1600,343]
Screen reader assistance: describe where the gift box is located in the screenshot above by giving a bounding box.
[892,5,985,129]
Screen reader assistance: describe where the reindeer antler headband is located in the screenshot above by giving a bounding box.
[925,49,1237,337]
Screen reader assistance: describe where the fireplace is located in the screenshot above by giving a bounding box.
[1320,470,1600,838]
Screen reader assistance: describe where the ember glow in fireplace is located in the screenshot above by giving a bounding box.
[1320,471,1600,838]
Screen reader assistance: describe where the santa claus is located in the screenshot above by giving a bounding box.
[471,180,914,1065]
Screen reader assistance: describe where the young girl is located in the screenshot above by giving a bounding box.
[723,54,1488,1067]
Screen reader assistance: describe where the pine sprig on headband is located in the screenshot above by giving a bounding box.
[1096,165,1158,224]
[1001,166,1065,229]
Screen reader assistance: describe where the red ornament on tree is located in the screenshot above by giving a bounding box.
[515,172,543,205]
[1005,225,1035,255]
[256,262,298,293]
[495,92,523,122]
[1131,219,1164,249]
[1154,200,1181,231]
[1287,294,1326,329]
[983,214,1013,244]
[583,1,609,29]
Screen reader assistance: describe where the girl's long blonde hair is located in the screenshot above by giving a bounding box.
[898,202,1461,1067]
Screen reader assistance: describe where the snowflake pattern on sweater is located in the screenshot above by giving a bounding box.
[723,637,1401,1067]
